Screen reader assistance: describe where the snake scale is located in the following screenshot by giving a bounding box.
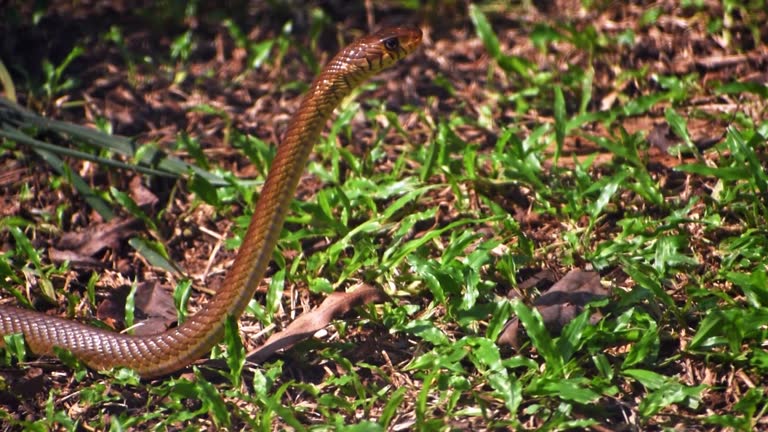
[0,26,422,378]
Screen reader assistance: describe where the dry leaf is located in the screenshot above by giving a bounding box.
[96,281,176,335]
[129,176,159,209]
[57,217,141,257]
[48,247,106,269]
[133,281,177,335]
[647,123,674,154]
[247,284,389,363]
[8,367,45,399]
[498,269,609,349]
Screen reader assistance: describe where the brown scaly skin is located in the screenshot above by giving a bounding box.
[0,26,422,378]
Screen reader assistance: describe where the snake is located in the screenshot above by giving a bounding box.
[0,26,422,378]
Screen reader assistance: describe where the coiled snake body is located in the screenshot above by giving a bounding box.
[0,26,422,378]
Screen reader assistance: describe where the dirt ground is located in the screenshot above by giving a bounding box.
[1,0,767,429]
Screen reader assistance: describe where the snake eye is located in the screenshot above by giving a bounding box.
[383,37,400,51]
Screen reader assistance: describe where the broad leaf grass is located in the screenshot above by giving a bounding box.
[1,1,767,430]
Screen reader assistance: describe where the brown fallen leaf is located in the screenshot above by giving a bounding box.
[647,123,675,154]
[247,284,389,363]
[647,121,723,157]
[133,281,177,335]
[57,217,141,257]
[48,247,107,269]
[96,281,177,335]
[129,176,159,209]
[5,367,46,400]
[498,269,609,349]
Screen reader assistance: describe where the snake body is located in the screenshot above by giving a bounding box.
[0,26,422,378]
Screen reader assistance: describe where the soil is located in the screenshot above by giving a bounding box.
[0,0,766,429]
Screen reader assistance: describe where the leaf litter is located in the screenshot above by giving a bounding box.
[498,269,609,349]
[0,0,767,430]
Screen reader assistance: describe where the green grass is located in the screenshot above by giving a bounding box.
[1,0,768,430]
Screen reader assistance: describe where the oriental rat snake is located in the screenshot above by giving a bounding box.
[0,26,422,378]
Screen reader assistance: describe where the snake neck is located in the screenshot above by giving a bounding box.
[0,26,421,378]
[173,64,359,353]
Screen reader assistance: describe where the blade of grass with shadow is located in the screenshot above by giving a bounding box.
[0,97,227,186]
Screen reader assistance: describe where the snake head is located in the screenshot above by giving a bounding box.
[363,26,423,67]
[325,26,422,87]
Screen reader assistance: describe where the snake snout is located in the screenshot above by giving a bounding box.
[387,25,423,54]
[375,25,423,61]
